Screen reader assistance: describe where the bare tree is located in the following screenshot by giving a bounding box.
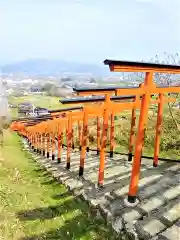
[128,53,180,130]
[153,53,180,130]
[0,79,11,146]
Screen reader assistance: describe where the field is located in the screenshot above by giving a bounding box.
[8,94,72,118]
[0,130,118,240]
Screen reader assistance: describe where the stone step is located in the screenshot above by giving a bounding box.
[156,219,180,240]
[160,200,180,226]
[134,197,180,239]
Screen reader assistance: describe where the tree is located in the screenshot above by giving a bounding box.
[89,78,96,83]
[129,53,180,131]
[0,80,11,146]
[42,83,54,94]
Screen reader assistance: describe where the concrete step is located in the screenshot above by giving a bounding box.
[154,219,180,240]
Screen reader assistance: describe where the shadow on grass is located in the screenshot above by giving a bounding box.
[42,178,59,185]
[19,214,120,240]
[52,191,72,200]
[16,164,120,239]
[17,196,120,240]
[17,197,75,221]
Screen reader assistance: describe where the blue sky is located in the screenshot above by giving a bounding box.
[0,0,180,65]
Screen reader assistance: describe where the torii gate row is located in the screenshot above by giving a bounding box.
[24,111,84,161]
[24,96,139,160]
[24,95,159,163]
[10,106,84,132]
[104,59,180,205]
[65,86,177,167]
[12,106,83,122]
[59,94,175,159]
[25,94,174,184]
[60,95,139,156]
[76,95,172,181]
[20,92,175,172]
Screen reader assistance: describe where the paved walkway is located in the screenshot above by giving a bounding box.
[24,141,180,240]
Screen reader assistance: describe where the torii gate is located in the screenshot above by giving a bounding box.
[104,59,180,205]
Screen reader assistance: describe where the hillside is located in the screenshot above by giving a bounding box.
[1,59,109,77]
[0,130,118,240]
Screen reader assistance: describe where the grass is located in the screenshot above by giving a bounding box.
[8,95,61,109]
[8,94,73,118]
[0,130,119,240]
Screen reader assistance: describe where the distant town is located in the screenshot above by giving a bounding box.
[1,58,180,101]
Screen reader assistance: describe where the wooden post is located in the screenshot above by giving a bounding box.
[128,97,137,161]
[36,133,39,153]
[29,132,31,146]
[86,124,90,152]
[62,127,65,148]
[128,72,153,203]
[46,133,50,158]
[72,127,75,149]
[78,120,82,150]
[79,110,88,176]
[97,116,101,155]
[110,112,115,157]
[34,132,37,152]
[51,132,55,160]
[31,133,35,150]
[42,133,46,156]
[57,126,62,163]
[39,132,42,153]
[153,93,163,167]
[66,113,72,169]
[39,133,43,154]
[98,95,110,187]
[37,133,39,152]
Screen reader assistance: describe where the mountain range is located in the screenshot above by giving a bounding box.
[0,59,110,77]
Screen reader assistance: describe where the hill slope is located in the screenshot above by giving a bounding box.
[1,59,109,76]
[0,130,117,239]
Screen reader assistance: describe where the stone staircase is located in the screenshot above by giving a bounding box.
[24,140,180,240]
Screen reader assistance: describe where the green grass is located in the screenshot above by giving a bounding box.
[8,95,61,109]
[0,130,119,240]
[8,95,73,118]
[113,109,180,159]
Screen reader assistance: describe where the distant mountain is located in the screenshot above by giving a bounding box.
[0,59,109,77]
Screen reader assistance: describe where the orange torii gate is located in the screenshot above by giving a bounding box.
[60,94,163,179]
[71,87,160,161]
[27,107,83,157]
[60,95,137,156]
[104,59,180,204]
[60,90,174,161]
[22,96,155,176]
[75,95,172,184]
